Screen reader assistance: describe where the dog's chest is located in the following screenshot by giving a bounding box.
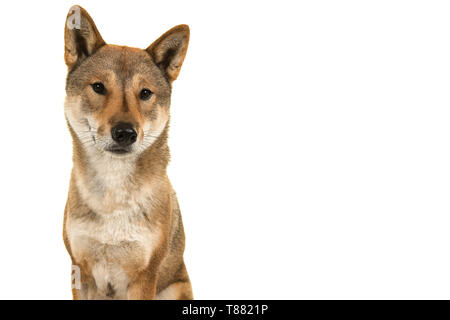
[68,209,154,298]
[68,157,156,298]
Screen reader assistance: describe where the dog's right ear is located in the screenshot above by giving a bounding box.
[64,5,105,70]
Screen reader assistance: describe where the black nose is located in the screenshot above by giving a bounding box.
[111,122,137,146]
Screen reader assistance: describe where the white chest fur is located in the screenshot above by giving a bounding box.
[67,152,157,298]
[68,209,155,298]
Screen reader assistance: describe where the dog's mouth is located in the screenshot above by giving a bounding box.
[106,145,132,155]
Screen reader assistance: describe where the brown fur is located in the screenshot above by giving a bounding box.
[62,5,192,300]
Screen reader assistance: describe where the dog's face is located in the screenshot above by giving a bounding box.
[64,6,189,156]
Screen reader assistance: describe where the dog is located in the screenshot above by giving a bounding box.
[62,5,192,300]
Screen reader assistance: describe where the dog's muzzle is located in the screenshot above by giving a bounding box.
[108,122,137,154]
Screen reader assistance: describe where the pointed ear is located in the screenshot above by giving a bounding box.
[146,25,190,82]
[64,5,105,70]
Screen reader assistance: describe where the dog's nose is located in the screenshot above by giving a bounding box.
[111,122,137,146]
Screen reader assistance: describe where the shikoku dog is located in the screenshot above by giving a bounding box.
[62,5,192,300]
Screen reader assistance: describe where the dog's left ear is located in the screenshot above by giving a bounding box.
[146,25,190,82]
[64,5,105,70]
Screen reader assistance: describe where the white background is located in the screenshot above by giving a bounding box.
[0,0,449,299]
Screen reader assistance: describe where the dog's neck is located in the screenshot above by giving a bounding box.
[68,124,170,214]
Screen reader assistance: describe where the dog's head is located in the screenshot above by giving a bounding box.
[64,6,189,156]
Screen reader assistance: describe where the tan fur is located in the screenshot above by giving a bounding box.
[62,6,192,300]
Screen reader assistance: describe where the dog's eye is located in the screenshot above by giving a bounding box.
[91,82,106,95]
[139,88,153,101]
